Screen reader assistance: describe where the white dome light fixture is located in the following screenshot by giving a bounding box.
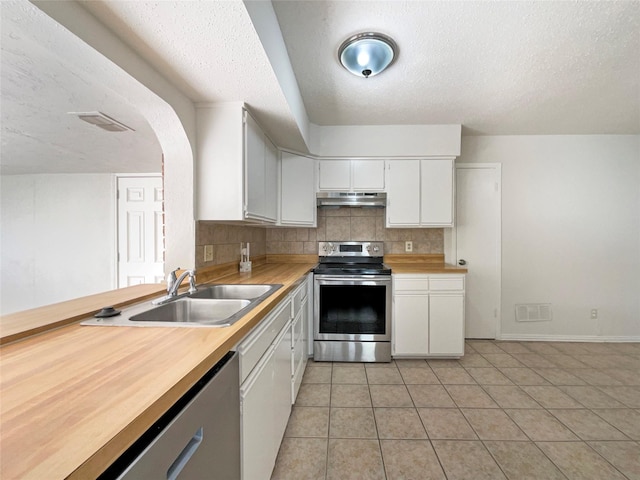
[338,32,398,78]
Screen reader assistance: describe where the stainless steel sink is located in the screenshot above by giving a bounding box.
[130,298,250,325]
[189,284,277,300]
[81,284,283,328]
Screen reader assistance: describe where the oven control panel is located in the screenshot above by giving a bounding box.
[318,241,384,257]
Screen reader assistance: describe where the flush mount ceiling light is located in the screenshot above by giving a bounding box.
[338,32,397,78]
[69,111,135,132]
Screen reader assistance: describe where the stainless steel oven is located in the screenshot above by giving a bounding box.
[313,241,392,362]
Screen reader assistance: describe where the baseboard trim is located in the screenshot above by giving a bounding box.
[497,334,640,343]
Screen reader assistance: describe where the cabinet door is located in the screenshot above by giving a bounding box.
[352,159,385,191]
[393,294,429,356]
[318,160,350,190]
[428,294,465,356]
[420,159,454,226]
[264,137,278,222]
[273,325,292,446]
[244,113,266,220]
[386,160,420,227]
[281,153,316,225]
[241,347,276,480]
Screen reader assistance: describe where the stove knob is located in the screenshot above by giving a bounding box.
[324,242,334,254]
[371,245,380,253]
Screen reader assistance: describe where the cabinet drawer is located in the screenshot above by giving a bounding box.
[291,310,303,347]
[292,335,305,376]
[429,276,465,291]
[291,282,307,316]
[394,277,429,292]
[238,298,291,383]
[291,348,306,404]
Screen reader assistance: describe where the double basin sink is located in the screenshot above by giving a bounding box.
[82,284,282,328]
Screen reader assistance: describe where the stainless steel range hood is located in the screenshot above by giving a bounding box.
[317,192,387,207]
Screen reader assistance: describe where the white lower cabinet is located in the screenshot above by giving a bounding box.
[238,274,311,480]
[393,274,465,357]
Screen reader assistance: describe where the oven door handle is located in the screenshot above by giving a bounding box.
[314,275,391,282]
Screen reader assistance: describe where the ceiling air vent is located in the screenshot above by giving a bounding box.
[69,111,135,132]
[515,304,552,322]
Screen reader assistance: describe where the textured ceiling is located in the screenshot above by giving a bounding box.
[0,0,162,175]
[273,0,640,134]
[78,0,308,151]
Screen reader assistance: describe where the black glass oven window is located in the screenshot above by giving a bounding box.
[319,285,386,335]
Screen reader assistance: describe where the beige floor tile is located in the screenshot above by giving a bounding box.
[434,368,476,385]
[598,385,640,408]
[407,384,456,408]
[481,353,524,368]
[592,409,640,440]
[520,385,584,408]
[522,342,563,355]
[445,385,499,408]
[484,441,566,480]
[295,383,331,406]
[332,366,368,384]
[466,341,506,354]
[536,441,627,480]
[559,385,626,409]
[284,406,330,438]
[332,362,365,368]
[374,407,427,439]
[394,359,430,368]
[483,385,542,409]
[427,359,463,368]
[326,439,385,480]
[511,353,558,369]
[380,440,446,480]
[329,407,377,439]
[461,408,527,440]
[271,437,327,480]
[364,360,397,369]
[432,440,506,479]
[417,408,477,439]
[588,441,640,480]
[549,409,630,440]
[602,368,640,386]
[302,365,333,384]
[330,384,371,407]
[566,368,624,386]
[505,409,579,441]
[498,367,551,385]
[458,353,492,367]
[572,354,621,369]
[576,343,620,354]
[398,366,440,384]
[365,367,404,384]
[494,342,532,354]
[533,368,588,385]
[465,367,513,385]
[550,342,592,355]
[464,341,477,353]
[543,354,590,369]
[369,384,414,407]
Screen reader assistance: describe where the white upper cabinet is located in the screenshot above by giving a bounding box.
[196,103,277,223]
[318,159,385,192]
[386,158,455,228]
[279,152,316,226]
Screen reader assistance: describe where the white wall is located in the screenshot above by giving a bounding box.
[1,174,116,315]
[459,135,640,339]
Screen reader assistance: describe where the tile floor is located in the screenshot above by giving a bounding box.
[270,340,640,480]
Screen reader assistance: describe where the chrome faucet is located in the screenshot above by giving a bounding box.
[167,268,197,296]
[152,268,197,305]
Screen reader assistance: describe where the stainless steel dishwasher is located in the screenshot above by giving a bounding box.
[99,351,240,480]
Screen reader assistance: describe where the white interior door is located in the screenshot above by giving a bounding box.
[117,176,164,287]
[455,164,501,339]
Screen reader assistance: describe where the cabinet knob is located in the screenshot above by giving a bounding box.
[458,259,467,266]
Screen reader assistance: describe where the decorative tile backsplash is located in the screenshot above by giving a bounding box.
[267,207,444,255]
[196,208,444,268]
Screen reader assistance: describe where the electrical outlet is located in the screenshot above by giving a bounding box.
[204,244,214,262]
[405,241,413,252]
[590,308,598,320]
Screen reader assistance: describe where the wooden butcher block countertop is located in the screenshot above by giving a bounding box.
[385,254,468,274]
[0,261,315,480]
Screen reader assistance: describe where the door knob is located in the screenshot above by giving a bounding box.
[458,259,467,266]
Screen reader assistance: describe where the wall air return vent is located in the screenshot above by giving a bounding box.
[515,304,552,322]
